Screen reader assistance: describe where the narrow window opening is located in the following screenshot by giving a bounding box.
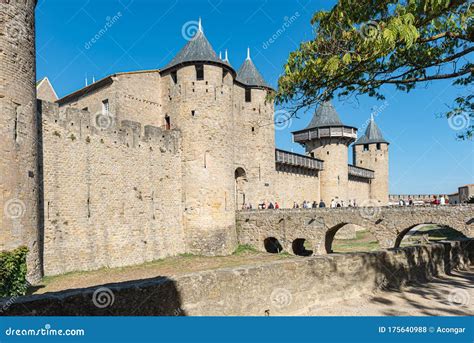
[376,143,381,150]
[165,115,171,130]
[14,104,19,142]
[251,127,255,132]
[102,99,109,115]
[363,144,369,151]
[245,88,252,102]
[191,110,196,117]
[196,64,204,81]
[171,71,177,84]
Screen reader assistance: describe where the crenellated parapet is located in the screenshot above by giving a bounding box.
[39,100,181,153]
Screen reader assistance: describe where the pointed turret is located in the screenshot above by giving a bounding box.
[163,19,229,71]
[304,101,343,129]
[292,101,357,145]
[353,113,390,205]
[236,48,272,89]
[354,115,389,145]
[292,102,358,205]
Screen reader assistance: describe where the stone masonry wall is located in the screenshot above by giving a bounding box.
[236,206,473,255]
[307,139,350,205]
[39,101,185,276]
[2,240,472,316]
[161,65,237,256]
[0,0,41,282]
[273,170,320,208]
[233,84,276,208]
[354,143,389,205]
[59,71,163,128]
[347,177,371,206]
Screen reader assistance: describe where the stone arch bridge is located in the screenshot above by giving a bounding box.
[236,205,474,255]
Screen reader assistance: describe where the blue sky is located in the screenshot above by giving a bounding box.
[36,0,473,194]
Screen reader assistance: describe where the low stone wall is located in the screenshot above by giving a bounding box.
[1,240,472,316]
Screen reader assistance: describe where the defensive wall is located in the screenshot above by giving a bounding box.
[39,100,185,275]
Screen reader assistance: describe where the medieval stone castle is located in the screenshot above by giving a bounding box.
[0,1,389,281]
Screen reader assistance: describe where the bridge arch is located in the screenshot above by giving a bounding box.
[394,223,467,248]
[324,222,380,253]
[292,239,313,256]
[263,237,283,254]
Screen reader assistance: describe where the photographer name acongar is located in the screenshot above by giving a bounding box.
[378,326,466,335]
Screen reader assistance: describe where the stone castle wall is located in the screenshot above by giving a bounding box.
[161,64,237,256]
[354,143,389,204]
[59,71,163,128]
[273,170,320,208]
[39,101,185,276]
[347,177,371,206]
[233,85,277,207]
[307,139,350,204]
[0,0,41,281]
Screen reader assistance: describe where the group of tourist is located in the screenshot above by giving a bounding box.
[398,195,449,206]
[242,199,362,210]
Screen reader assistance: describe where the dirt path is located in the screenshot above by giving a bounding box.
[301,268,474,316]
[33,251,292,294]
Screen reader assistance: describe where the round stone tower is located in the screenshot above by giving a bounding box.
[353,115,390,205]
[233,48,275,207]
[0,0,41,281]
[292,102,357,205]
[160,20,237,255]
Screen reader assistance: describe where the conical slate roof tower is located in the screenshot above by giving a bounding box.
[236,48,272,89]
[164,19,230,71]
[354,115,389,145]
[304,101,343,129]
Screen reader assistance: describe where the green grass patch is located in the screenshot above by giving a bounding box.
[233,244,258,256]
[332,230,380,253]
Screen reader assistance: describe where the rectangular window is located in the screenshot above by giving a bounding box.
[376,143,381,150]
[171,71,177,84]
[196,64,204,81]
[165,115,171,130]
[245,88,252,102]
[363,144,369,151]
[102,100,109,115]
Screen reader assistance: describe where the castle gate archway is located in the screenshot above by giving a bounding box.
[235,168,248,209]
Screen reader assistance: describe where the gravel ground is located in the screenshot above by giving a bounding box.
[302,268,473,316]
